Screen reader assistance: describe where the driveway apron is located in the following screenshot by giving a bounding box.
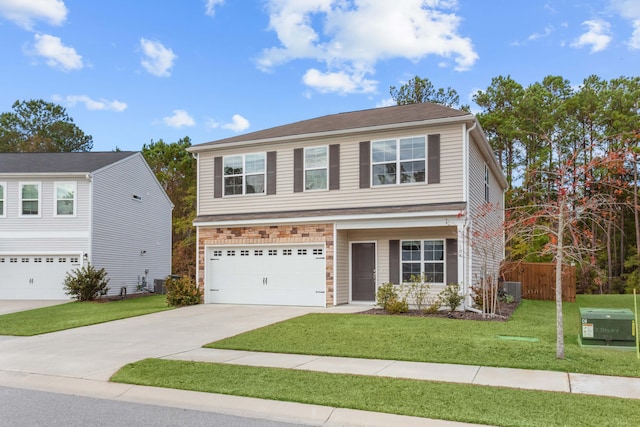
[0,304,319,381]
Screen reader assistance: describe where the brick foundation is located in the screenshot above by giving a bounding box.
[197,224,335,305]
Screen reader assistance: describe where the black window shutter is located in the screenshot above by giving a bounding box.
[214,156,222,198]
[267,151,277,195]
[428,134,440,184]
[359,141,370,189]
[389,240,400,285]
[446,239,458,284]
[329,144,340,190]
[293,148,303,193]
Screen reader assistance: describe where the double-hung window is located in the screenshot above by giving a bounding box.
[55,182,76,216]
[0,182,5,217]
[223,153,265,196]
[304,146,328,191]
[484,163,490,203]
[20,182,40,216]
[401,240,445,283]
[371,136,425,186]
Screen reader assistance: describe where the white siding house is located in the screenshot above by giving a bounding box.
[0,152,173,300]
[188,103,508,308]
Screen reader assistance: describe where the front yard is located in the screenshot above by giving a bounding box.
[110,295,640,426]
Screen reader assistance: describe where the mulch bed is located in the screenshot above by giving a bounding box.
[360,301,520,321]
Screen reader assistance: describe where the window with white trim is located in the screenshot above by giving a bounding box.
[223,153,266,196]
[20,182,41,216]
[484,163,490,203]
[372,137,425,186]
[55,182,76,216]
[401,240,445,283]
[0,182,5,217]
[304,146,328,191]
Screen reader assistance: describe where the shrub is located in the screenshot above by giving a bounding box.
[376,282,408,314]
[63,264,110,301]
[407,274,431,310]
[438,283,464,312]
[165,275,201,306]
[423,298,442,314]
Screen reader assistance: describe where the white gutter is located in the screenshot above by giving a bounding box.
[187,115,474,152]
[463,120,477,309]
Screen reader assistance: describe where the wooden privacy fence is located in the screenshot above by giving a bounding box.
[500,262,576,302]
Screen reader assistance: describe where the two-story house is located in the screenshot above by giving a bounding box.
[188,103,507,308]
[0,152,173,300]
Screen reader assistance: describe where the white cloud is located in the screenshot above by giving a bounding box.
[376,97,396,108]
[140,38,177,77]
[163,110,195,128]
[204,0,224,17]
[610,0,640,49]
[571,20,612,53]
[0,0,67,30]
[258,0,478,94]
[207,115,250,132]
[303,68,377,94]
[528,25,554,41]
[222,114,250,132]
[31,33,82,71]
[53,94,127,112]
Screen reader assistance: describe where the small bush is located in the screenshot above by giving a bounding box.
[165,275,201,306]
[438,283,464,312]
[376,282,408,314]
[423,298,442,314]
[63,264,110,301]
[407,274,431,310]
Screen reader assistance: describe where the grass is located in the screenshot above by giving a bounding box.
[206,294,640,377]
[0,295,172,336]
[111,358,640,427]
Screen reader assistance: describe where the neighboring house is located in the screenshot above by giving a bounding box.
[188,103,508,308]
[0,152,173,300]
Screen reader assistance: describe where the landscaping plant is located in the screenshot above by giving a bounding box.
[63,263,110,301]
[438,283,464,312]
[376,282,408,314]
[165,275,201,306]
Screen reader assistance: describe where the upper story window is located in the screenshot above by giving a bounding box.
[484,163,490,203]
[55,182,76,216]
[0,182,5,218]
[401,239,445,284]
[224,153,266,196]
[371,136,425,186]
[20,182,40,217]
[304,146,328,191]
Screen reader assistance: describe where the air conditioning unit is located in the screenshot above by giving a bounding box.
[579,308,636,348]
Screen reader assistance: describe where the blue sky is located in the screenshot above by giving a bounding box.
[0,0,639,152]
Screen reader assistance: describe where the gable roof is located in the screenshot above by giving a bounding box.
[190,102,472,151]
[0,152,137,174]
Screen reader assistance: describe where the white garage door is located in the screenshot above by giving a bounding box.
[205,244,326,307]
[0,255,80,300]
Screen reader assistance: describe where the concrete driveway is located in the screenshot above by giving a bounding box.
[0,303,362,381]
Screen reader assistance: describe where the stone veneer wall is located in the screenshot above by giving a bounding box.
[197,224,335,305]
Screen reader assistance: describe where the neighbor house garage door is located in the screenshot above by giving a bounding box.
[0,255,80,300]
[205,244,326,307]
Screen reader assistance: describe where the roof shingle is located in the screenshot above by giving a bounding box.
[0,152,137,174]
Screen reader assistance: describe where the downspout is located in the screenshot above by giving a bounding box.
[86,173,93,266]
[191,152,201,299]
[463,121,477,310]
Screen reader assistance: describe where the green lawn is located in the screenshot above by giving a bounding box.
[206,294,640,377]
[0,295,172,335]
[111,358,640,427]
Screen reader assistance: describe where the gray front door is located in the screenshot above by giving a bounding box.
[352,243,376,301]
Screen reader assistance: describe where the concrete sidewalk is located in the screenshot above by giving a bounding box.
[163,348,640,400]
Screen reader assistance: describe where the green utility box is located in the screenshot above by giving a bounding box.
[579,308,636,348]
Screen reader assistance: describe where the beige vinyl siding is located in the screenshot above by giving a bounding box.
[467,134,504,288]
[335,229,349,304]
[197,123,465,216]
[345,226,457,289]
[0,177,91,254]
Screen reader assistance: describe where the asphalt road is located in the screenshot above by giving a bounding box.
[0,386,310,427]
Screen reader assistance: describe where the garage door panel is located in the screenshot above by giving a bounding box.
[0,255,78,300]
[206,244,326,307]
